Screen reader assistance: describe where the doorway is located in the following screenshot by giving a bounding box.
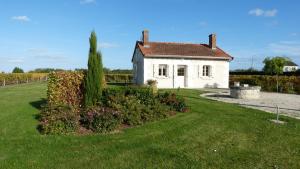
[177,65,186,88]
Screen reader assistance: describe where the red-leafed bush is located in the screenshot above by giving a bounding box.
[39,104,80,134]
[47,71,85,108]
[81,106,122,133]
[158,92,188,112]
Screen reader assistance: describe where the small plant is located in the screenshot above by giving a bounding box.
[147,79,158,94]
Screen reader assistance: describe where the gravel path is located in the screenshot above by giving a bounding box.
[201,89,300,119]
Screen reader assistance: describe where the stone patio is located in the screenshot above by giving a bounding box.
[201,89,300,119]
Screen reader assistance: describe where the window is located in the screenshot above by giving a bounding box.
[177,67,185,76]
[158,64,168,77]
[202,65,212,77]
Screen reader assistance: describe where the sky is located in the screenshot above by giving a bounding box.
[0,0,299,72]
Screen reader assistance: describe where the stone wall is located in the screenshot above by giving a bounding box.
[230,86,261,99]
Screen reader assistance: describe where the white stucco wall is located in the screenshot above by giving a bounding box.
[142,57,230,89]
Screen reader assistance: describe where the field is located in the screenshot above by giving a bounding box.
[0,83,300,168]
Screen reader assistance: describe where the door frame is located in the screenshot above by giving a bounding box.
[176,65,187,88]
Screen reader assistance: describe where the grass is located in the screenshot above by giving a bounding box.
[0,83,300,169]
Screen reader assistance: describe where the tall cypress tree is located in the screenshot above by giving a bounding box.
[84,31,104,107]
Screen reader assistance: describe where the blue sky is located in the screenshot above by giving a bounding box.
[0,0,299,72]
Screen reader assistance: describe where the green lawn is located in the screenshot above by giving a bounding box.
[1,83,300,169]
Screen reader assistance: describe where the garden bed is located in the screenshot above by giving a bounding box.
[39,72,188,135]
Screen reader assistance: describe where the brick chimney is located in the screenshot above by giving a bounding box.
[142,30,150,47]
[209,34,216,50]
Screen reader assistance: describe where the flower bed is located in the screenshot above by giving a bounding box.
[39,72,188,134]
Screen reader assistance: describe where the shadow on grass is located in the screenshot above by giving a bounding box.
[30,98,47,110]
[29,98,47,133]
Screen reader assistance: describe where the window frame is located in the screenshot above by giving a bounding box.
[202,65,212,77]
[158,64,168,77]
[177,67,185,76]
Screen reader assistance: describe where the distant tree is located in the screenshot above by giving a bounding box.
[12,67,24,73]
[231,68,259,72]
[29,68,65,73]
[84,31,104,107]
[263,57,288,92]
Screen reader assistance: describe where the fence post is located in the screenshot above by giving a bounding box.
[3,79,5,86]
[276,105,280,121]
[26,78,29,83]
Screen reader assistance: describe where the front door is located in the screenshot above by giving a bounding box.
[177,65,186,88]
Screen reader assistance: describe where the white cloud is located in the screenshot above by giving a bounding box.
[199,21,208,27]
[80,0,96,4]
[249,8,264,16]
[268,41,300,56]
[264,9,278,17]
[249,8,278,17]
[265,20,279,27]
[26,48,67,60]
[11,16,30,22]
[290,33,298,37]
[99,42,119,48]
[7,59,24,63]
[26,48,48,53]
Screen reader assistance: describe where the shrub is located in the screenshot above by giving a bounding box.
[47,71,85,108]
[123,86,156,106]
[81,106,121,133]
[103,87,170,126]
[158,92,188,112]
[39,105,80,134]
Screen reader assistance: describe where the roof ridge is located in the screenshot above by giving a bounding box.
[147,41,208,46]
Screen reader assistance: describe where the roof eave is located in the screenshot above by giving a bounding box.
[144,54,233,61]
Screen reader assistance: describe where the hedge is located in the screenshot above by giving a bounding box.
[47,72,85,108]
[230,75,300,94]
[0,73,48,86]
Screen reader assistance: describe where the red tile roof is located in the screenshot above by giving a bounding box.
[134,41,233,61]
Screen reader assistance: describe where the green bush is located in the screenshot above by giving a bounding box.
[230,75,300,94]
[158,92,188,112]
[39,105,80,134]
[47,71,85,108]
[81,106,121,133]
[103,88,172,126]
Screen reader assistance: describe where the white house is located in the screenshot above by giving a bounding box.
[131,30,233,88]
[283,61,298,72]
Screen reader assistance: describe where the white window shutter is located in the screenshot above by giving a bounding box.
[153,64,158,77]
[167,65,171,77]
[210,65,213,77]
